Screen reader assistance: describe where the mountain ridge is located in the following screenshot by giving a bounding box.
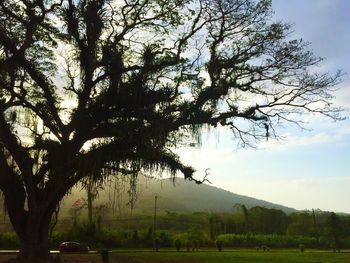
[58,177,297,215]
[125,177,297,214]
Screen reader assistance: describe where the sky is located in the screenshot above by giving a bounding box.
[176,0,350,213]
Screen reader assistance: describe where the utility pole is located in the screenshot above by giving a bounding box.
[153,195,158,250]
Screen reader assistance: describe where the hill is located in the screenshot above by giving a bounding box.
[132,178,296,214]
[61,177,296,215]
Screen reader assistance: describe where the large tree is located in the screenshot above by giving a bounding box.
[0,0,342,260]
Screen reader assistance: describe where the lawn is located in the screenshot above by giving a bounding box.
[1,249,350,263]
[110,250,350,263]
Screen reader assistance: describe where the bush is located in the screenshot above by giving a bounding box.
[216,234,319,249]
[49,231,67,248]
[186,228,209,246]
[131,230,140,247]
[98,229,124,248]
[0,232,20,249]
[216,240,223,252]
[174,239,181,251]
[261,245,269,251]
[192,239,199,251]
[76,222,99,247]
[186,240,192,252]
[158,231,173,247]
[172,230,210,250]
[139,227,153,247]
[154,237,161,252]
[340,236,350,248]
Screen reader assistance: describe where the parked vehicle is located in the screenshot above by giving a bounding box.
[59,242,90,253]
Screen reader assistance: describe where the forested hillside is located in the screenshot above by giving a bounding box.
[58,177,296,216]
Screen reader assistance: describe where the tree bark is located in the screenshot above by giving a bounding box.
[18,237,51,262]
[4,191,56,262]
[10,210,53,262]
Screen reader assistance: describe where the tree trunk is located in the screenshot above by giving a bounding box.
[16,212,52,262]
[18,238,51,262]
[5,196,55,262]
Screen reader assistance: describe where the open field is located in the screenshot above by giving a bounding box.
[1,249,350,263]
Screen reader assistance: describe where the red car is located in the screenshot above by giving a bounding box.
[59,242,90,253]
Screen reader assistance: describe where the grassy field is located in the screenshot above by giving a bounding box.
[1,249,350,263]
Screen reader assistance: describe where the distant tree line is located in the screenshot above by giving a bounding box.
[158,207,350,249]
[0,205,349,251]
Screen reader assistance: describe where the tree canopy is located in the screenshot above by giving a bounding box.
[0,0,343,260]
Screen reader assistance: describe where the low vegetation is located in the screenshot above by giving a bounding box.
[1,179,349,255]
[0,204,349,252]
[109,250,350,263]
[2,249,350,263]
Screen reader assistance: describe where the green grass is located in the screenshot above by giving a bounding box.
[110,250,350,263]
[1,249,350,263]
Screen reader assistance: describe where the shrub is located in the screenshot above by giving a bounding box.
[76,222,99,247]
[216,234,319,249]
[261,245,269,251]
[192,239,199,251]
[49,231,67,248]
[158,231,173,247]
[131,230,140,247]
[0,232,20,249]
[98,229,123,248]
[187,228,209,246]
[154,237,161,252]
[174,239,181,251]
[340,236,350,248]
[216,240,223,252]
[186,240,192,252]
[139,227,153,247]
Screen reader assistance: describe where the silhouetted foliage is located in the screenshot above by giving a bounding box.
[248,207,289,234]
[287,212,318,237]
[174,238,181,251]
[0,0,343,260]
[216,240,223,252]
[325,212,342,251]
[1,208,350,250]
[154,237,161,252]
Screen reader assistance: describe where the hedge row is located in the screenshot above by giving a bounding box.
[217,234,321,248]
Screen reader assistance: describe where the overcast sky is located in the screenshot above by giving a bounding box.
[176,0,350,213]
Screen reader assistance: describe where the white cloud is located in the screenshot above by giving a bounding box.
[257,119,350,151]
[241,176,350,213]
[335,84,350,108]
